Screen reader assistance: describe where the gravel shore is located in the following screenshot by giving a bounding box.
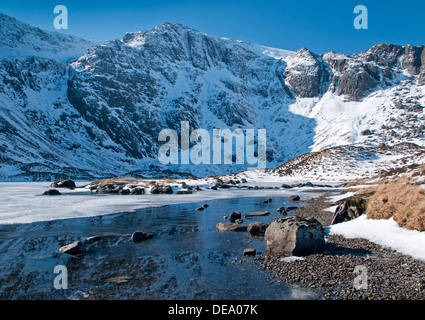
[250,194,425,300]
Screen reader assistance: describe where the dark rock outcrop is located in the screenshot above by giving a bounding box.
[50,180,76,189]
[130,187,145,195]
[331,197,367,225]
[159,186,173,194]
[284,48,327,98]
[118,188,131,195]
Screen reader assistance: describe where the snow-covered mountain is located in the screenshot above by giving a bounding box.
[0,13,424,181]
[0,13,99,62]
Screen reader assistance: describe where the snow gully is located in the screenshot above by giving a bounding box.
[158,121,267,168]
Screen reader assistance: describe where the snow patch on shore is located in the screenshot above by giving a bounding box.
[327,215,425,261]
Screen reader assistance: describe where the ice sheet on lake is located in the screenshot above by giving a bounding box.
[0,182,326,225]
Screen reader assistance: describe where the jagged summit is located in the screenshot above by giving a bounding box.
[122,22,194,45]
[121,21,294,63]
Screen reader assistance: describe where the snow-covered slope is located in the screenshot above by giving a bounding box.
[0,13,424,181]
[273,142,425,181]
[0,13,98,62]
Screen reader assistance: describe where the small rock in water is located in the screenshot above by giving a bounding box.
[131,231,154,243]
[59,241,82,256]
[276,207,287,215]
[247,222,270,236]
[175,190,193,194]
[285,206,298,211]
[288,195,300,201]
[229,211,242,222]
[243,211,270,217]
[42,189,61,196]
[86,235,101,242]
[243,248,256,256]
[216,223,247,232]
[106,276,131,284]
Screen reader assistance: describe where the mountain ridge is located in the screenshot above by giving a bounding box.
[0,12,99,62]
[0,12,424,181]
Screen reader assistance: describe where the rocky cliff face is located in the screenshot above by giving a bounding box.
[285,43,425,101]
[0,13,424,180]
[283,48,328,98]
[66,23,296,168]
[419,48,425,86]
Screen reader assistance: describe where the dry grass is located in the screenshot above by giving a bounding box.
[326,163,425,231]
[90,177,143,187]
[363,180,425,231]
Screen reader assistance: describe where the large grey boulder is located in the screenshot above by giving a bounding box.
[265,216,325,257]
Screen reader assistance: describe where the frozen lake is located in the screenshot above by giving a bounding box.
[0,189,329,299]
[0,181,333,224]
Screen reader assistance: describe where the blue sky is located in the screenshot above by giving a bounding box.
[1,0,424,54]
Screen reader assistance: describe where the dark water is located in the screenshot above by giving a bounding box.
[0,196,321,300]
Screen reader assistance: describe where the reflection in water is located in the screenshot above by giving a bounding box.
[0,196,321,300]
